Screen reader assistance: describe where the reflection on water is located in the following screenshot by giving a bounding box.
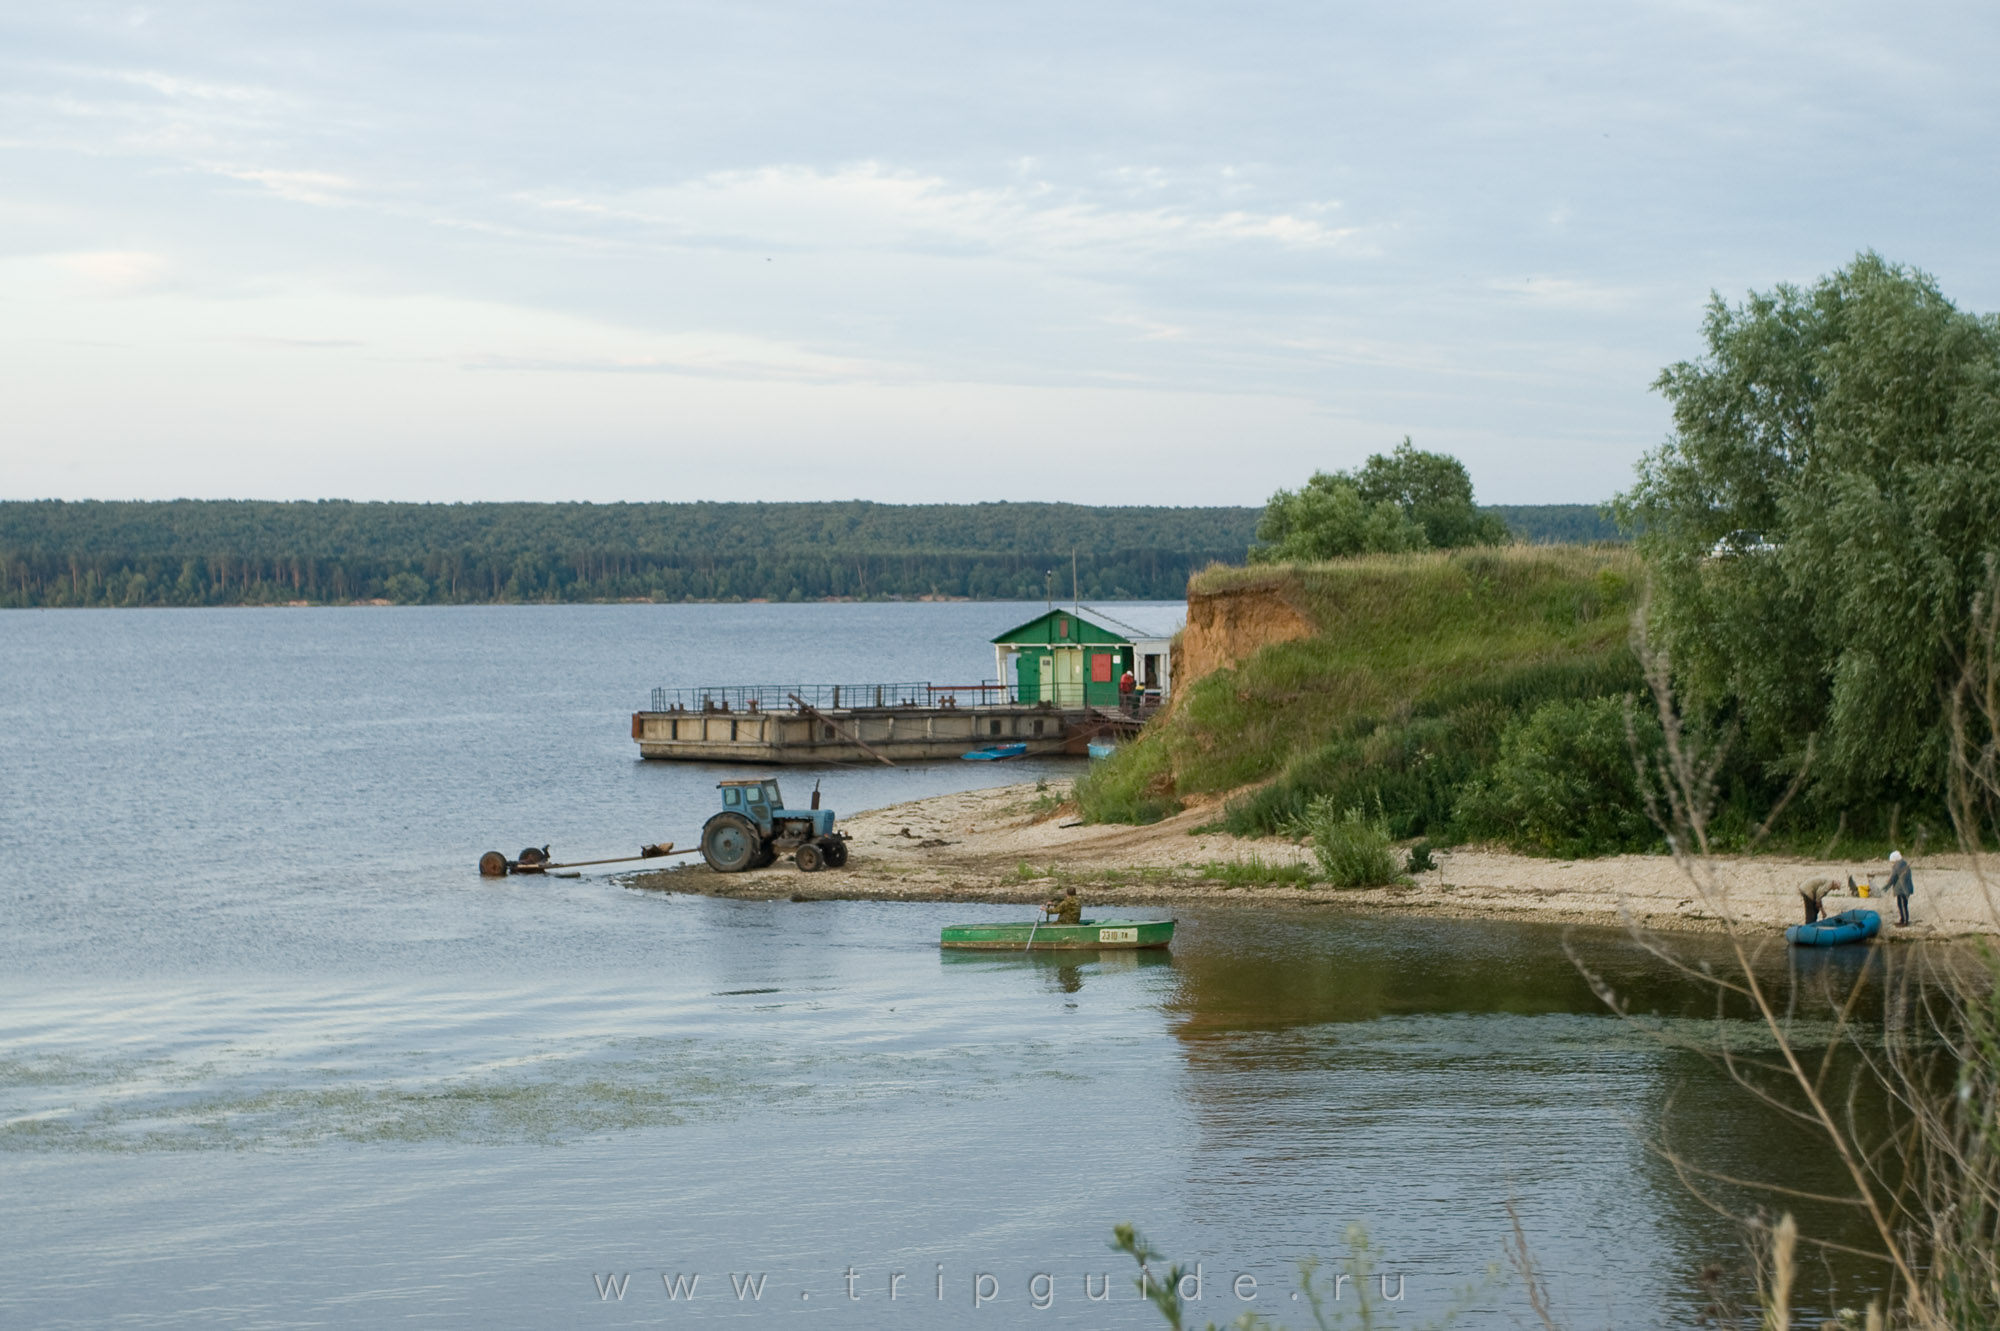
[1164,911,1904,1321]
[940,947,1174,997]
[0,607,1911,1328]
[0,903,1906,1328]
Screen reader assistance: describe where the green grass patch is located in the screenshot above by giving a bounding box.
[1198,856,1320,888]
[1308,799,1406,887]
[1073,736,1180,824]
[1078,546,1659,856]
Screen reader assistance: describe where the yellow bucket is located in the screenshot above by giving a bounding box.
[1858,882,1871,898]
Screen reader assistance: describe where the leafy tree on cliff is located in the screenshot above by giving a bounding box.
[1249,440,1502,562]
[1616,252,2000,808]
[1249,473,1425,562]
[1355,439,1509,548]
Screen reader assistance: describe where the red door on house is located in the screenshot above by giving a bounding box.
[1086,650,1116,706]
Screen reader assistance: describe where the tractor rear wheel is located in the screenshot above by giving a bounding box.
[794,842,825,873]
[821,838,848,869]
[701,813,762,873]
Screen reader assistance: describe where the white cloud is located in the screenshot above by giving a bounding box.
[115,69,275,104]
[461,333,908,386]
[1099,313,1189,341]
[2,1,1994,503]
[1485,276,1646,314]
[49,250,169,290]
[524,164,1360,263]
[206,165,357,206]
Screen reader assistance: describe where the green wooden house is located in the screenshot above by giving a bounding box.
[990,605,1182,707]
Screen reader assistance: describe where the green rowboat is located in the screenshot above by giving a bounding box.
[939,919,1176,951]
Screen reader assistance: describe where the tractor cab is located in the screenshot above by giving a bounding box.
[719,778,783,830]
[715,778,834,838]
[704,778,845,873]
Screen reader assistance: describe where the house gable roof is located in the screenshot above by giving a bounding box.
[990,604,1185,646]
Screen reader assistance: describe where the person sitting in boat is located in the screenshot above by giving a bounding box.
[1044,885,1081,924]
[1885,850,1915,927]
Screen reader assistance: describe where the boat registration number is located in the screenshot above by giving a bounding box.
[1098,928,1137,943]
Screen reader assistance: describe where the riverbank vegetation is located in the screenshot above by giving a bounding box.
[0,499,1609,609]
[1619,252,2000,848]
[1082,254,1999,862]
[1589,597,2000,1331]
[1091,251,2000,1327]
[1075,544,1659,851]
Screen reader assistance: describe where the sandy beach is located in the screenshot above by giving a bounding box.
[627,781,2000,937]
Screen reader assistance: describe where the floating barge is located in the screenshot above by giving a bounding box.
[631,682,1143,764]
[631,606,1185,765]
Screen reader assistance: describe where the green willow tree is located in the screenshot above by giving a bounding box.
[1355,439,1510,548]
[1249,439,1504,563]
[1617,252,2000,811]
[1249,474,1425,562]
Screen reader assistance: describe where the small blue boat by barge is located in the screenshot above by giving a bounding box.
[1785,909,1880,947]
[961,742,1028,761]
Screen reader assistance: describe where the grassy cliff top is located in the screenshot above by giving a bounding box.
[1080,544,1647,838]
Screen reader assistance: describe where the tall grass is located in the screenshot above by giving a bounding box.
[1308,798,1404,887]
[1073,739,1179,825]
[1583,605,2000,1329]
[1078,546,1648,851]
[1113,1222,1493,1330]
[1112,569,2000,1331]
[1081,544,1936,855]
[1215,654,1643,841]
[1174,549,1641,794]
[1199,855,1319,888]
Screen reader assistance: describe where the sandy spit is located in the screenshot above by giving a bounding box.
[622,782,1999,938]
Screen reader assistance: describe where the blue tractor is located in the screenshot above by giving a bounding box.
[700,778,849,873]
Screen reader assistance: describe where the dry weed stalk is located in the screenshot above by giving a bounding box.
[1579,582,2000,1330]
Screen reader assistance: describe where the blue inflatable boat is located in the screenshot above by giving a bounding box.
[1785,909,1880,947]
[961,742,1027,761]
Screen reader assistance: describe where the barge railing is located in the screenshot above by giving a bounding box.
[647,681,1026,713]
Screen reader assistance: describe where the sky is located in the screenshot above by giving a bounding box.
[3,2,1996,507]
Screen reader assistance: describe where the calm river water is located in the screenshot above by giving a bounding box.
[0,604,1885,1328]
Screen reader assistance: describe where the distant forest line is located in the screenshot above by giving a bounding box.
[0,500,1621,607]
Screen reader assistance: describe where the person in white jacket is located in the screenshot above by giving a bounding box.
[1885,850,1915,927]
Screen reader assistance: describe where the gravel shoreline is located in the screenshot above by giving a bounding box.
[623,781,1999,937]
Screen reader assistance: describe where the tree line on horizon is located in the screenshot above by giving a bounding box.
[0,499,1618,608]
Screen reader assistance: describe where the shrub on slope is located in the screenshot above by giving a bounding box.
[1076,545,1649,854]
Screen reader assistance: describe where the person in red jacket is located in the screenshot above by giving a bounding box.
[1118,667,1137,715]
